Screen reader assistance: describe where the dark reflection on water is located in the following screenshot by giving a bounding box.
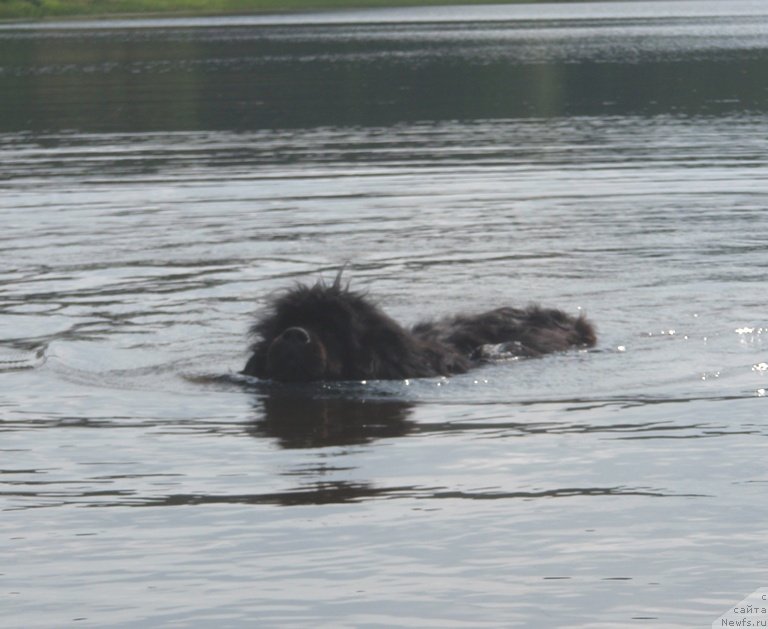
[2,461,705,511]
[4,3,768,132]
[91,481,408,508]
[243,381,767,449]
[249,391,415,447]
[84,482,703,509]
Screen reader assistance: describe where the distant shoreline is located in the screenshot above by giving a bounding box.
[0,0,569,23]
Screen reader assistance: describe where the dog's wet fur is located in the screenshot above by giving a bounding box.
[243,276,596,382]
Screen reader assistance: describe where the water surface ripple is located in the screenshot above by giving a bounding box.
[2,3,768,628]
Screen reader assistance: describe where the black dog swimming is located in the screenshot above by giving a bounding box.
[243,276,596,382]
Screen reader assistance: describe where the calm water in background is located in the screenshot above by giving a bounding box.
[2,1,768,627]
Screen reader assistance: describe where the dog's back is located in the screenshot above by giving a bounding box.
[412,306,596,360]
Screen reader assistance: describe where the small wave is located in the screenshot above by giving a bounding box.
[0,345,47,372]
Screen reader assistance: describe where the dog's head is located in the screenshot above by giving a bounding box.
[259,324,333,382]
[244,277,403,382]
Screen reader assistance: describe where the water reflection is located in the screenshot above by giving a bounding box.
[3,385,751,512]
[117,481,405,507]
[88,481,701,509]
[248,390,414,448]
[245,387,765,451]
[4,3,768,132]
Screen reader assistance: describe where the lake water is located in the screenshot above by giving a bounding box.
[2,1,768,627]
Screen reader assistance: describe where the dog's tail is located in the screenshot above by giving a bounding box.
[575,314,597,347]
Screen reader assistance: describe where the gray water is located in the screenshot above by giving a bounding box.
[2,2,768,627]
